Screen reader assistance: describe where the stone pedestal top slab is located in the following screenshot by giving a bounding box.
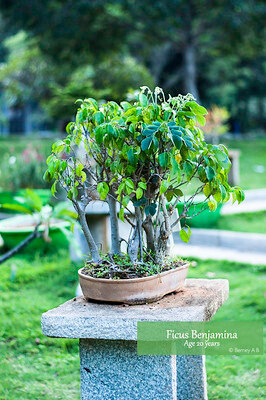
[41,279,229,341]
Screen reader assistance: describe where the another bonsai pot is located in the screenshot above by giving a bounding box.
[78,262,190,305]
[0,215,70,251]
[176,202,222,228]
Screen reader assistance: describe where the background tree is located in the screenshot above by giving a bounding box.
[0,0,265,132]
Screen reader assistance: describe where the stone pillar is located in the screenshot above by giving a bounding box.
[41,279,229,400]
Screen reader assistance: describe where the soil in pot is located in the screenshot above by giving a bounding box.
[79,254,190,305]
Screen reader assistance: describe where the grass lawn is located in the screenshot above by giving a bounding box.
[187,259,265,400]
[0,251,265,399]
[212,211,266,234]
[223,137,266,190]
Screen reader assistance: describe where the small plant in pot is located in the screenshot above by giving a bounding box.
[44,87,244,304]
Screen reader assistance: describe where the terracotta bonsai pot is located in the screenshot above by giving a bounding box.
[78,262,190,304]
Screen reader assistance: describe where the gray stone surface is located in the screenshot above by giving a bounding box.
[79,339,176,400]
[41,279,229,340]
[79,340,208,400]
[172,243,266,265]
[173,228,266,253]
[176,355,207,400]
[42,279,228,400]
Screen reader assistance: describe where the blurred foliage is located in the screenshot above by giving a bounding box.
[211,210,266,234]
[0,31,54,106]
[0,137,55,191]
[204,106,230,144]
[44,56,154,120]
[0,0,265,131]
[0,144,50,191]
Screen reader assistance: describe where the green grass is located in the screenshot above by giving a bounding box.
[223,137,266,190]
[0,251,265,399]
[212,211,266,234]
[0,251,80,400]
[187,259,265,400]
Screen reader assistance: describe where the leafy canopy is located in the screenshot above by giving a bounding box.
[45,86,244,237]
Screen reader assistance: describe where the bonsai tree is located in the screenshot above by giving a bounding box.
[45,87,244,275]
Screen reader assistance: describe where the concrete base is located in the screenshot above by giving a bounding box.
[79,339,207,400]
[42,279,229,400]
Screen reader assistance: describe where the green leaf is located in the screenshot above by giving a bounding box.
[127,148,136,165]
[219,184,227,202]
[153,136,159,150]
[76,163,83,177]
[171,134,182,149]
[165,190,174,202]
[144,203,157,216]
[94,111,104,124]
[203,183,212,197]
[149,203,157,216]
[139,93,148,107]
[133,197,147,207]
[197,115,206,126]
[125,179,134,190]
[121,101,131,111]
[173,188,183,197]
[136,188,143,200]
[138,182,147,190]
[95,126,104,144]
[179,226,191,243]
[51,181,57,196]
[205,166,215,181]
[81,171,87,183]
[159,179,170,195]
[141,136,153,151]
[1,203,33,214]
[84,97,98,109]
[184,161,193,179]
[25,189,43,212]
[122,196,130,208]
[208,199,217,211]
[119,208,125,222]
[233,187,245,204]
[143,122,161,136]
[213,148,231,169]
[97,182,109,200]
[158,152,169,168]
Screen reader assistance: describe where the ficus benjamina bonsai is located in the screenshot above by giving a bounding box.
[44,86,244,271]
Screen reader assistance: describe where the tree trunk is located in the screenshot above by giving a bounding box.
[78,209,100,262]
[107,194,121,255]
[155,195,171,265]
[183,42,199,100]
[135,207,143,262]
[143,215,155,253]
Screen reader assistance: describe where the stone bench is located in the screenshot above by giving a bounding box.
[41,278,229,400]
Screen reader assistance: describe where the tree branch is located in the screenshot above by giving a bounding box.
[0,223,41,265]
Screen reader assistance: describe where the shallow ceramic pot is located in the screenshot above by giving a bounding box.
[78,262,190,304]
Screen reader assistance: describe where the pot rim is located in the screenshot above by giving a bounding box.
[78,261,190,284]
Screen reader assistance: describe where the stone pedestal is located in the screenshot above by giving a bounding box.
[41,279,229,400]
[228,149,240,186]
